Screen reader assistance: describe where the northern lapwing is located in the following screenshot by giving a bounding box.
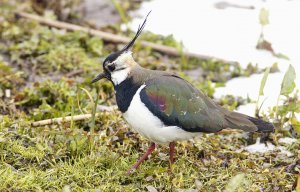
[91,12,274,174]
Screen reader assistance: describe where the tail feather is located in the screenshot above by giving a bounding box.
[224,111,274,133]
[247,116,274,132]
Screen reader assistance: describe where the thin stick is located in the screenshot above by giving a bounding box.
[15,11,234,63]
[31,113,100,127]
[31,105,117,127]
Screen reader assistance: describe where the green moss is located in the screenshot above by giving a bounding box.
[0,57,24,86]
[1,18,102,75]
[0,116,298,191]
[218,95,248,111]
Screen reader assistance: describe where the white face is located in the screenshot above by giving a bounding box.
[110,68,130,85]
[105,51,133,85]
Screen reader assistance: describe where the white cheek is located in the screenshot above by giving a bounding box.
[111,68,130,85]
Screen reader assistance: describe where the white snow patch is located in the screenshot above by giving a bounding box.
[278,137,298,145]
[245,138,275,153]
[244,138,294,157]
[235,103,256,116]
[277,146,294,157]
[130,0,300,116]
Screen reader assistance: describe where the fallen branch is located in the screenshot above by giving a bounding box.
[32,105,117,127]
[66,69,84,77]
[32,113,100,127]
[15,11,234,63]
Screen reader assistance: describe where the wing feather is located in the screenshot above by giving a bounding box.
[140,75,225,133]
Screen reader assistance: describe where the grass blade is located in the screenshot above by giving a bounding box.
[255,67,270,116]
[259,67,270,96]
[111,0,128,23]
[79,87,95,106]
[276,64,296,117]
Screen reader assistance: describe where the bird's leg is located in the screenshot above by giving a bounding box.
[127,142,156,175]
[168,141,176,173]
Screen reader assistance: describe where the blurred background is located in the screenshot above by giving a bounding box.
[131,0,300,117]
[4,0,298,117]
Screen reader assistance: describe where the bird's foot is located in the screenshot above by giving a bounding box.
[126,142,156,175]
[168,142,176,175]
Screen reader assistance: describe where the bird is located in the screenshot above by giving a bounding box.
[91,12,274,174]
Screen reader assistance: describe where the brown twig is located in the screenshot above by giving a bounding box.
[15,11,235,63]
[66,69,84,77]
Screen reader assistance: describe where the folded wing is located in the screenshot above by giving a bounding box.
[140,74,227,133]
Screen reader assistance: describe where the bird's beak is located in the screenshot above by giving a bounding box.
[91,72,107,84]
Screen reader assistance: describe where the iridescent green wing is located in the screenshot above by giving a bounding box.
[140,75,226,133]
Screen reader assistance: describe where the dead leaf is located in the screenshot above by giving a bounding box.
[256,38,274,54]
[146,186,158,192]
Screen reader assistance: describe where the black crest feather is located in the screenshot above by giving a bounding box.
[103,11,151,65]
[121,11,151,52]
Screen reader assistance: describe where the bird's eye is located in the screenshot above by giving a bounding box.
[107,63,116,71]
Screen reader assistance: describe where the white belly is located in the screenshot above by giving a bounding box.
[123,85,198,144]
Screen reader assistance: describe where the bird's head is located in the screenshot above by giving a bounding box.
[91,11,151,85]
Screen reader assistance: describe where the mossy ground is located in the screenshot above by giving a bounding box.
[0,1,299,191]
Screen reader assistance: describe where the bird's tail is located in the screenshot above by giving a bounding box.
[246,116,274,132]
[224,111,274,132]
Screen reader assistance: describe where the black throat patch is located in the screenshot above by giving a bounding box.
[114,77,142,113]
